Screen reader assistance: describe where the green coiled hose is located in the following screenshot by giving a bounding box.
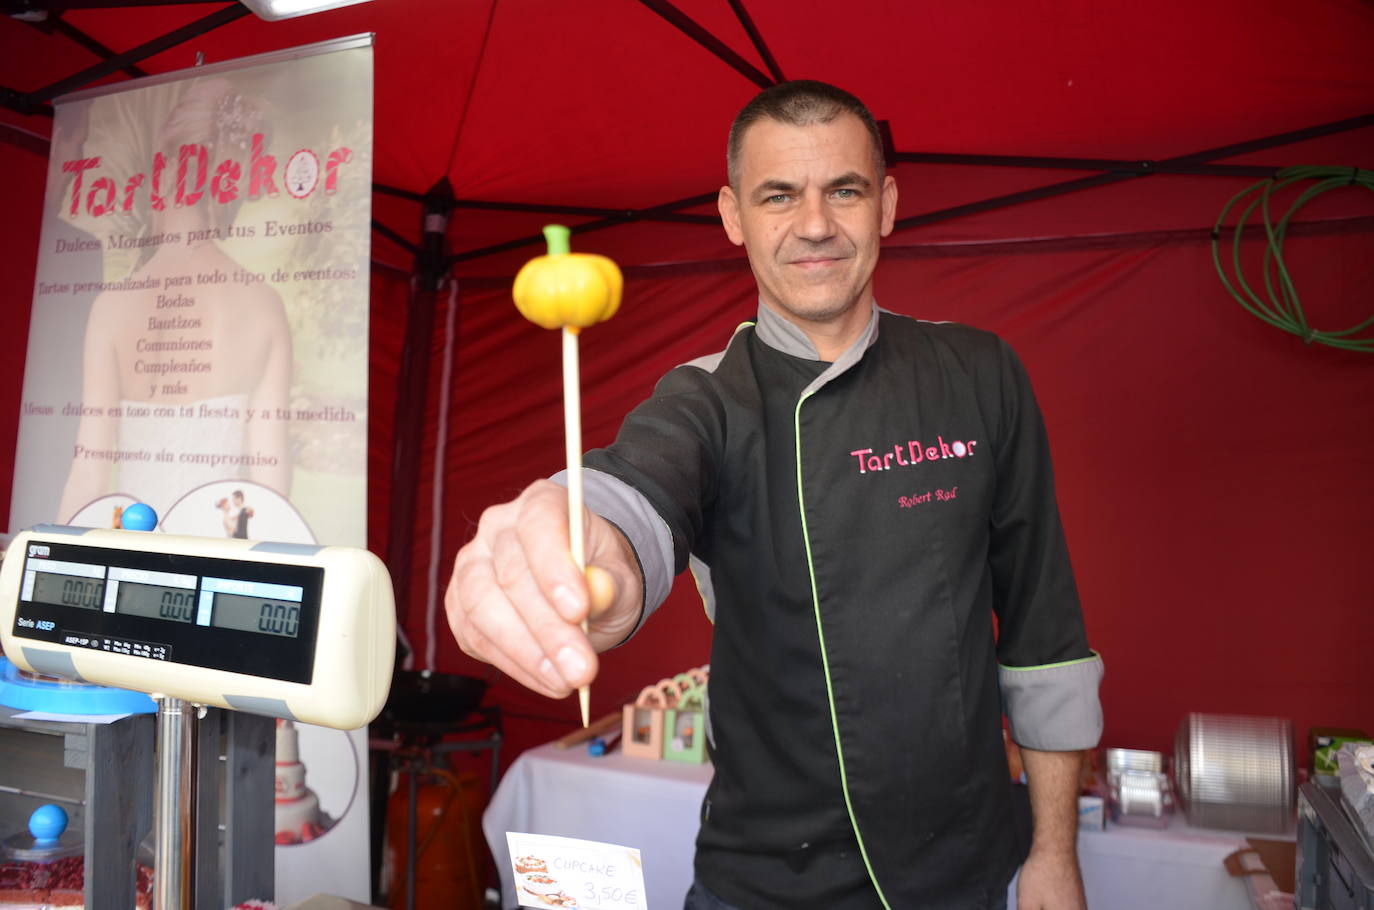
[1211,165,1373,352]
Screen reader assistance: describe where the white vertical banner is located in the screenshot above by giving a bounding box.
[9,35,376,904]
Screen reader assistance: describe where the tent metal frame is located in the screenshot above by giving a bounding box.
[2,0,1371,266]
[1,2,248,116]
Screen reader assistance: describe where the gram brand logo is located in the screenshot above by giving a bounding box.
[849,435,977,475]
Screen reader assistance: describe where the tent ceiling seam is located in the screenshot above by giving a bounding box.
[727,0,784,83]
[441,0,500,177]
[637,0,773,89]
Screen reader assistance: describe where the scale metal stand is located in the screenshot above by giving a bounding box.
[152,696,194,908]
[149,697,275,910]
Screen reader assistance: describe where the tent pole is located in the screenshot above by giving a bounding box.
[386,177,455,666]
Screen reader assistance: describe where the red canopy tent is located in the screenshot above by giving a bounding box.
[1,0,1371,767]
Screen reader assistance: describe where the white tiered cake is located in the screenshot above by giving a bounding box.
[274,719,325,844]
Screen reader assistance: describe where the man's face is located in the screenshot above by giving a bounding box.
[719,114,896,330]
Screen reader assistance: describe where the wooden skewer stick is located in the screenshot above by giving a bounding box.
[563,325,591,728]
[513,224,621,729]
[552,711,622,749]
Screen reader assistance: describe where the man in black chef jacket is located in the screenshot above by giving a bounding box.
[446,80,1103,910]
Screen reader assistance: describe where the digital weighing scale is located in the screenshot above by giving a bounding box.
[0,520,397,908]
[1,523,395,730]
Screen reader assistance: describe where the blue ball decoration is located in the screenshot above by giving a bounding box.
[121,502,158,532]
[28,804,68,845]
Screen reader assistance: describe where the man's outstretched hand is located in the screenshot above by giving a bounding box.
[445,479,644,698]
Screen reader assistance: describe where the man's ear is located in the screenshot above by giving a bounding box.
[719,185,745,247]
[879,175,898,238]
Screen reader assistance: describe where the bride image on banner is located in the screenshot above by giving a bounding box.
[57,77,293,524]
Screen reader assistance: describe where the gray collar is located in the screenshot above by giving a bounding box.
[752,299,883,398]
[756,293,879,352]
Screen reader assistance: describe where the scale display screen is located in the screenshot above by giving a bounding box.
[207,592,301,638]
[28,569,105,611]
[116,582,197,623]
[11,539,322,684]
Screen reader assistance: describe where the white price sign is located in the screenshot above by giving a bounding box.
[505,832,648,909]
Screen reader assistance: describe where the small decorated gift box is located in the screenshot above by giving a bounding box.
[663,680,707,764]
[669,671,697,701]
[622,679,678,760]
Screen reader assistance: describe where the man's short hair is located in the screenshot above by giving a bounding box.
[727,80,885,188]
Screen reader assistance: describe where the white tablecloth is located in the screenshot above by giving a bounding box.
[1014,819,1261,910]
[483,741,713,909]
[484,741,1275,910]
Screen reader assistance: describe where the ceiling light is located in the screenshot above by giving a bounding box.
[239,0,374,21]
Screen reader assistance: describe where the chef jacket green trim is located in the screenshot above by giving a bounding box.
[794,389,894,910]
[689,555,716,625]
[999,650,1102,671]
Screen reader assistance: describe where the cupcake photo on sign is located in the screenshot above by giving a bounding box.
[515,855,549,874]
[504,832,645,910]
[521,872,577,907]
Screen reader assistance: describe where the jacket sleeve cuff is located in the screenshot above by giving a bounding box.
[1000,652,1104,751]
[551,467,675,641]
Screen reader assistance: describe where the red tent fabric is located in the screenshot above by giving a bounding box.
[2,0,1372,766]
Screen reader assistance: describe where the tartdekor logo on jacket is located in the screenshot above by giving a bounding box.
[849,436,978,474]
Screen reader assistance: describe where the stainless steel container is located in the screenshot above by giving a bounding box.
[1175,712,1295,833]
[1106,748,1167,774]
[1104,748,1173,826]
